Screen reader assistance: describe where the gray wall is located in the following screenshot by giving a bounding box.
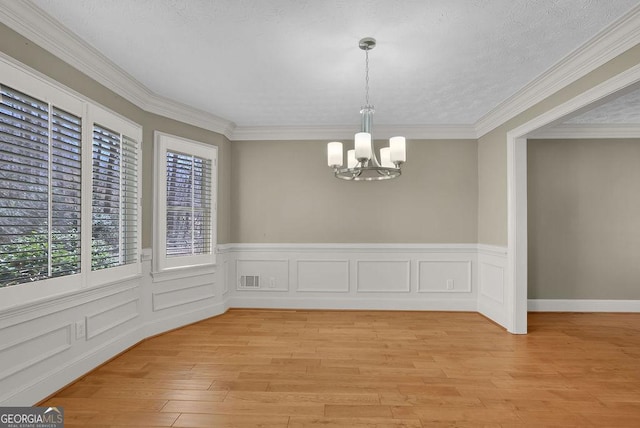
[528,138,640,299]
[2,21,478,248]
[0,23,232,245]
[231,139,478,243]
[477,44,640,246]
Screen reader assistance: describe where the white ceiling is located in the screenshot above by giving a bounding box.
[27,0,640,129]
[566,87,640,123]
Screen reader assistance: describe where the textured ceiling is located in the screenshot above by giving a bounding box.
[566,87,640,123]
[30,0,639,128]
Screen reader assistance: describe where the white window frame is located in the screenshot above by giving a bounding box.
[0,55,142,311]
[87,105,142,287]
[154,131,217,273]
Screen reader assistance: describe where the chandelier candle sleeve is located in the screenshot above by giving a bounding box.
[380,147,393,168]
[347,150,357,168]
[354,132,372,161]
[390,136,406,163]
[327,141,343,167]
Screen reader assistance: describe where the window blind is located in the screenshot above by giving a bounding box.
[91,124,138,270]
[0,84,82,287]
[51,107,82,277]
[165,151,212,257]
[121,135,138,265]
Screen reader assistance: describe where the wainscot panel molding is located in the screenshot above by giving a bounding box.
[85,298,139,340]
[236,259,290,292]
[296,260,350,293]
[477,245,509,328]
[0,324,72,383]
[418,260,472,293]
[528,299,640,312]
[0,248,227,406]
[224,243,478,311]
[356,260,411,293]
[152,282,215,312]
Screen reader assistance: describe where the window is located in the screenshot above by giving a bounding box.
[0,84,82,287]
[0,57,141,303]
[89,106,142,284]
[155,132,217,271]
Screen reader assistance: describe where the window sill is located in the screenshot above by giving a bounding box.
[151,264,217,283]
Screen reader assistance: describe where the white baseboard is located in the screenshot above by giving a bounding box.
[528,299,640,312]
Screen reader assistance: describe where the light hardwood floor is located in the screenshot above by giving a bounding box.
[42,309,640,427]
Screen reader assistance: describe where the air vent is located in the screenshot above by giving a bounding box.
[240,275,260,288]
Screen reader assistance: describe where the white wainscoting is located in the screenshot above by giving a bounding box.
[477,244,509,328]
[236,259,289,292]
[152,282,215,312]
[221,244,478,311]
[356,260,411,293]
[296,260,350,293]
[0,249,227,406]
[418,260,472,293]
[85,297,139,340]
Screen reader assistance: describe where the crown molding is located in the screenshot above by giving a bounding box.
[475,4,640,138]
[0,2,151,107]
[144,94,236,138]
[230,124,477,141]
[0,1,236,138]
[528,123,640,139]
[2,1,639,142]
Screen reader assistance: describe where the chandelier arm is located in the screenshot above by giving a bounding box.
[369,145,381,167]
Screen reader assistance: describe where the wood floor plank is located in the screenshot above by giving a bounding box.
[224,391,380,405]
[288,416,423,428]
[41,396,168,412]
[173,413,289,427]
[162,399,324,416]
[88,387,229,401]
[324,404,394,418]
[39,309,640,427]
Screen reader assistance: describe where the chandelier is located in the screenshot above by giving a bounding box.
[327,37,406,181]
